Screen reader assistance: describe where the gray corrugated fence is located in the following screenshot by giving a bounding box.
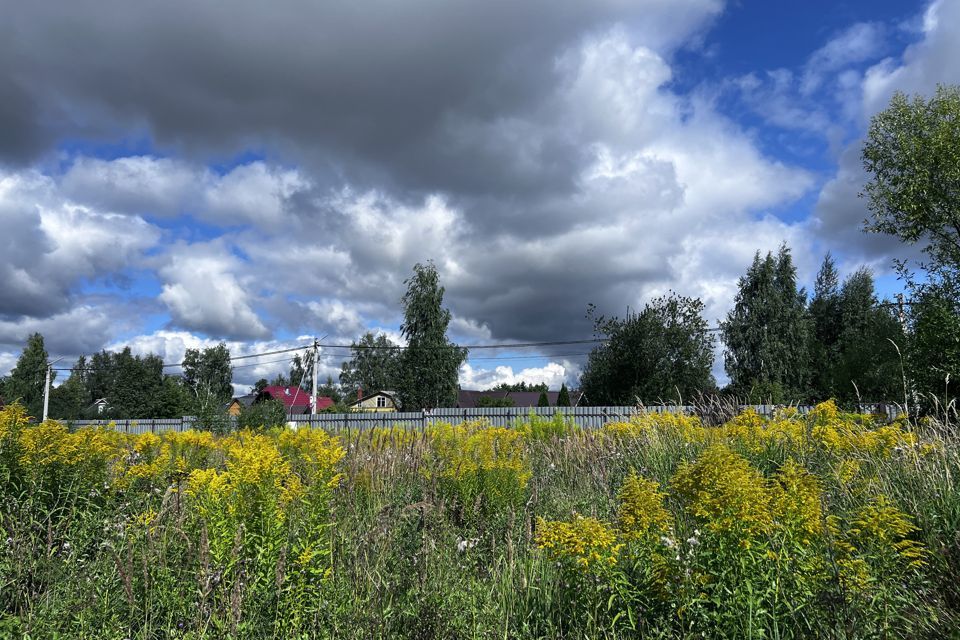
[65,402,901,433]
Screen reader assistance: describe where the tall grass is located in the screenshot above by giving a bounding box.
[1,400,958,638]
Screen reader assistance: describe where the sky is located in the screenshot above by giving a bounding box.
[1,0,958,392]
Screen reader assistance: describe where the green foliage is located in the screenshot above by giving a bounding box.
[182,342,234,404]
[3,333,49,419]
[556,383,571,407]
[808,257,904,403]
[722,245,811,401]
[395,262,467,410]
[2,402,959,638]
[537,391,550,407]
[49,355,87,420]
[156,375,193,418]
[237,398,287,431]
[490,381,548,392]
[192,386,232,434]
[476,395,515,407]
[318,375,342,403]
[862,85,960,284]
[580,292,715,405]
[339,332,400,400]
[86,347,168,418]
[908,289,960,401]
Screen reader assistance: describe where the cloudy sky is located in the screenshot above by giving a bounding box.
[2,0,958,391]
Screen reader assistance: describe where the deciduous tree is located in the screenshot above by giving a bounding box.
[339,332,400,401]
[395,262,467,410]
[581,292,715,405]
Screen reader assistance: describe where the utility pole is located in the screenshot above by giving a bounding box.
[42,356,64,422]
[311,337,319,415]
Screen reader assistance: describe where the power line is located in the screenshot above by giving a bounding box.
[51,343,312,372]
[318,338,606,351]
[162,344,312,368]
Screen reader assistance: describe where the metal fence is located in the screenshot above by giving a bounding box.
[65,402,901,434]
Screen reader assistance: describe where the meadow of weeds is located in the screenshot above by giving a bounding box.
[1,401,959,639]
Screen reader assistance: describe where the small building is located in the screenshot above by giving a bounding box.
[349,390,400,413]
[87,398,110,415]
[225,394,257,417]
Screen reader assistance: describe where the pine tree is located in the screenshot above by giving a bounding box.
[721,245,811,402]
[537,391,550,407]
[833,269,904,403]
[5,333,51,419]
[809,254,842,400]
[395,262,468,410]
[556,383,571,406]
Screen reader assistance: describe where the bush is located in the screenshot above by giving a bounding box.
[237,398,287,431]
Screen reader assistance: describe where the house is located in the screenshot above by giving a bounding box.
[225,393,257,417]
[254,385,334,414]
[457,389,583,408]
[348,390,400,413]
[86,398,110,415]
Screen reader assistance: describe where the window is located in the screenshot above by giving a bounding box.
[377,395,387,408]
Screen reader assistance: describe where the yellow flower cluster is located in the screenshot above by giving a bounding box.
[617,470,672,541]
[602,411,705,442]
[535,515,623,568]
[770,458,824,540]
[18,421,124,472]
[428,421,531,509]
[278,426,346,487]
[599,402,919,461]
[672,445,774,540]
[116,429,217,487]
[849,495,927,570]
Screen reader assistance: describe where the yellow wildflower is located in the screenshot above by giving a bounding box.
[617,470,672,541]
[770,459,823,539]
[672,444,772,539]
[535,515,622,568]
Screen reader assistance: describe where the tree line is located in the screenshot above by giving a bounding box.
[581,85,960,408]
[0,261,470,420]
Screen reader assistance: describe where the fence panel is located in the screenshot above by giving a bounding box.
[57,402,902,433]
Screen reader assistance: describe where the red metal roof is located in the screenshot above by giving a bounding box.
[259,386,334,412]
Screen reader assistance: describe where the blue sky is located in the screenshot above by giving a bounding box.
[1,0,956,391]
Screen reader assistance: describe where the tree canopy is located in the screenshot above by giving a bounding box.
[3,333,50,419]
[182,343,234,404]
[862,85,960,292]
[339,332,400,402]
[580,292,715,405]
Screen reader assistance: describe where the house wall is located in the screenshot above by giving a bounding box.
[351,394,398,412]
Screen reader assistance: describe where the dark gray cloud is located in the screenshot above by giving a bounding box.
[0,0,721,194]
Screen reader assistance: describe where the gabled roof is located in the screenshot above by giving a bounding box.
[229,394,258,408]
[457,389,583,408]
[258,386,333,412]
[348,390,398,406]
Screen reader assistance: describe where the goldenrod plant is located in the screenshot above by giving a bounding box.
[0,400,957,638]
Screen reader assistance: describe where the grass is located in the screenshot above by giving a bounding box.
[1,401,959,639]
